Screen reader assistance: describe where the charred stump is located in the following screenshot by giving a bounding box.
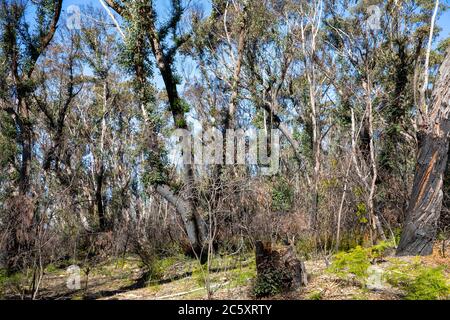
[254,240,307,297]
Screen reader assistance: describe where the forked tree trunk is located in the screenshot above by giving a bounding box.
[397,50,450,256]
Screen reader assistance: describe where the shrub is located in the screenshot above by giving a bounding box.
[386,260,450,300]
[271,178,293,211]
[307,291,323,300]
[327,241,395,280]
[328,245,371,279]
[252,268,286,297]
[404,267,449,300]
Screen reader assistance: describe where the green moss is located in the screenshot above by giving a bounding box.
[192,263,208,287]
[150,254,187,280]
[147,283,161,293]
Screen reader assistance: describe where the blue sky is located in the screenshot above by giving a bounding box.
[61,0,450,37]
[58,0,450,88]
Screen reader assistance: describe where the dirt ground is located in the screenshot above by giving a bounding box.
[2,244,449,300]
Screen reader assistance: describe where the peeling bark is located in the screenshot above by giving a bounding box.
[397,50,450,256]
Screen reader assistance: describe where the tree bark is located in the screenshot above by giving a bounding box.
[397,50,450,256]
[254,241,307,297]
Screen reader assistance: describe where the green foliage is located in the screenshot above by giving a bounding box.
[352,186,364,198]
[0,112,17,168]
[175,98,190,113]
[355,202,368,224]
[175,117,187,128]
[192,263,208,287]
[328,246,372,279]
[44,264,59,274]
[271,177,293,211]
[328,241,395,280]
[321,178,339,191]
[142,147,169,187]
[0,269,26,297]
[404,267,449,300]
[307,291,324,300]
[386,260,450,300]
[295,237,316,260]
[252,268,286,297]
[296,129,313,162]
[251,109,265,130]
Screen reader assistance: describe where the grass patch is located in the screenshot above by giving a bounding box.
[229,265,256,287]
[307,291,324,300]
[0,269,27,297]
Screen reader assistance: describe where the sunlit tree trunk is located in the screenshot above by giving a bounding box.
[397,49,450,255]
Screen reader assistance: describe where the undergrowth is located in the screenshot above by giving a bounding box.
[327,241,395,280]
[328,242,450,300]
[386,259,449,300]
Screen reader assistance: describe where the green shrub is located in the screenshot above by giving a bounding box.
[271,178,293,211]
[45,264,59,274]
[252,268,286,297]
[386,260,449,300]
[307,291,323,300]
[404,267,449,300]
[295,237,316,260]
[328,241,395,280]
[328,245,371,279]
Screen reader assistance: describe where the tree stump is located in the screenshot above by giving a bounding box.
[254,240,307,297]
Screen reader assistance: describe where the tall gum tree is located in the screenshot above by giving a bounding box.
[397,48,450,256]
[104,0,208,259]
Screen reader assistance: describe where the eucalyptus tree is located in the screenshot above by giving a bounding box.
[0,0,62,273]
[0,0,62,196]
[103,0,208,258]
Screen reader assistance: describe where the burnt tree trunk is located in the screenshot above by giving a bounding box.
[397,50,450,256]
[254,241,307,297]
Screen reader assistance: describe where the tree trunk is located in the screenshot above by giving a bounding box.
[397,50,450,256]
[156,184,207,262]
[254,241,307,297]
[19,119,32,195]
